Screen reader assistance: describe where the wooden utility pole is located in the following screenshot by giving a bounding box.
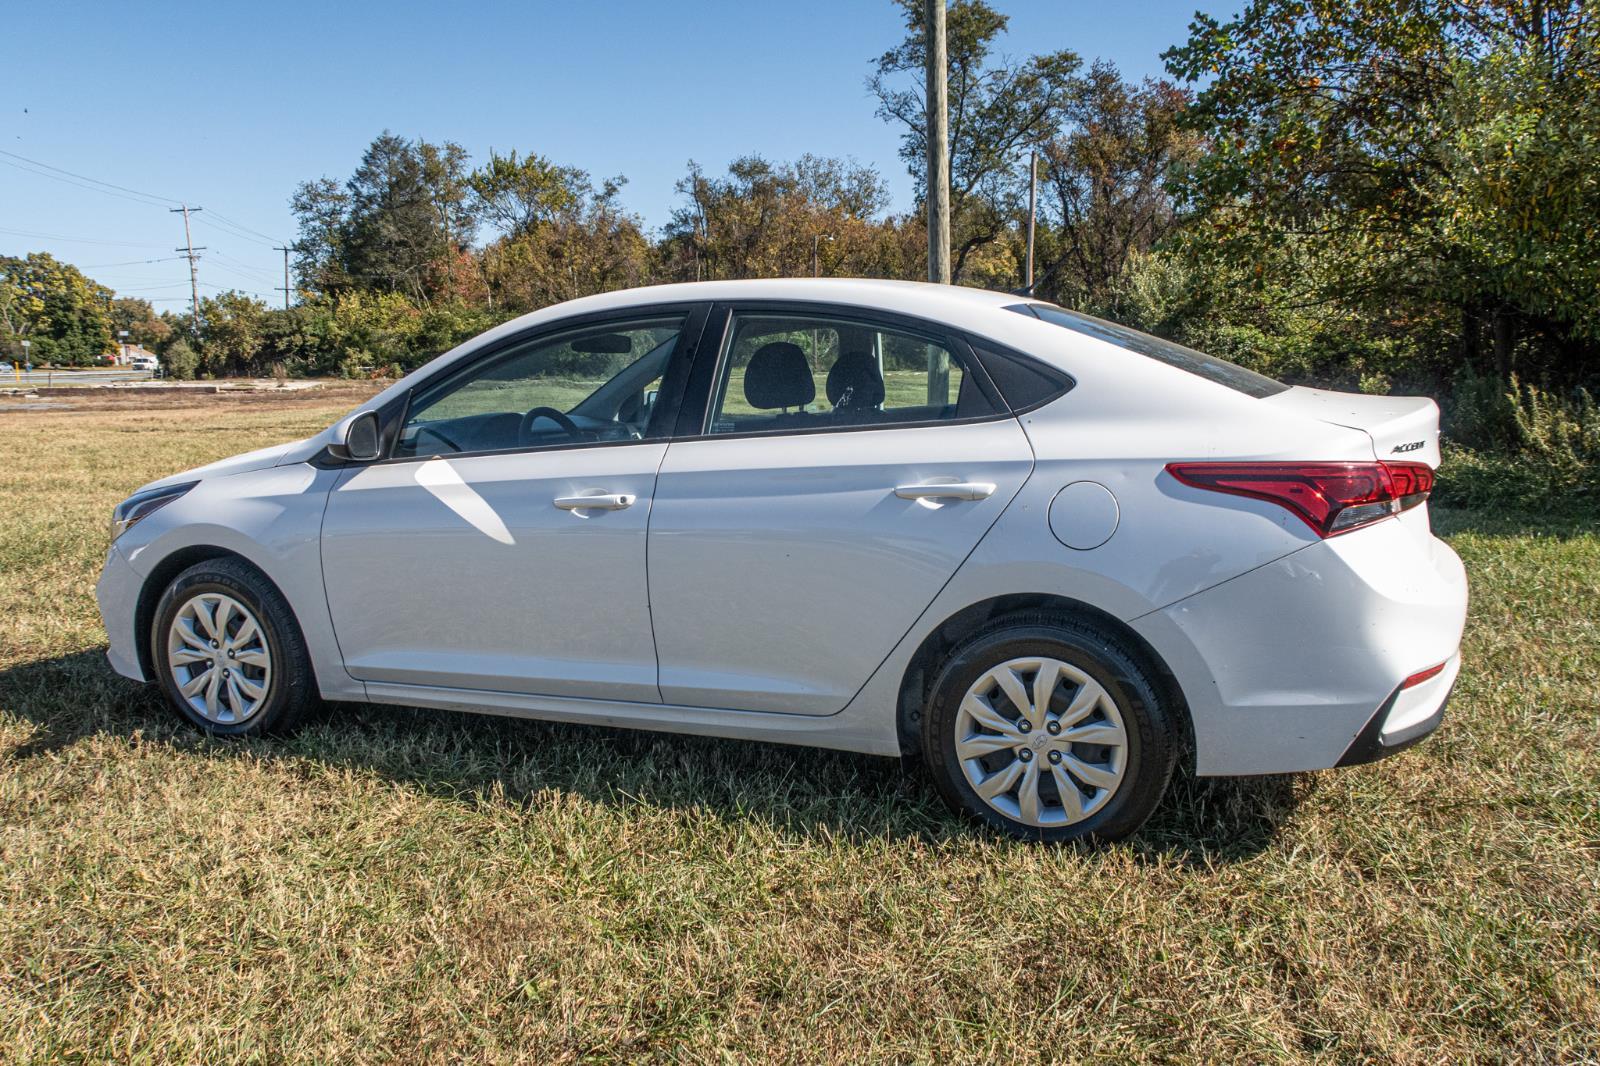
[1024,149,1037,292]
[924,0,950,284]
[170,204,205,330]
[273,245,293,310]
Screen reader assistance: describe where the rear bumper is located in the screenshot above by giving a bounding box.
[1335,654,1459,766]
[1131,512,1468,776]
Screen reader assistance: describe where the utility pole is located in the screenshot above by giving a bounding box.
[170,204,205,330]
[924,0,951,285]
[812,232,833,278]
[273,245,293,310]
[1024,149,1037,293]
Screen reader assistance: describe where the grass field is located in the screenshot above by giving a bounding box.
[1,391,1596,1062]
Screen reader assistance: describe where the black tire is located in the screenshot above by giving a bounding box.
[150,557,317,737]
[921,614,1179,843]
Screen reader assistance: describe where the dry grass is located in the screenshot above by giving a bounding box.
[0,391,1596,1063]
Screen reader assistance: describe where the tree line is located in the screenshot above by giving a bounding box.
[5,0,1597,405]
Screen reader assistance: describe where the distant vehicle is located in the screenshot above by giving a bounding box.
[129,354,160,373]
[95,279,1467,843]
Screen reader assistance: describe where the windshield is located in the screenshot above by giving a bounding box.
[1008,303,1288,399]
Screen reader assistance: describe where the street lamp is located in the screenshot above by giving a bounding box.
[812,232,834,278]
[118,329,131,365]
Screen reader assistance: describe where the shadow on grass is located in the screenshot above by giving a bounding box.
[2,649,1300,865]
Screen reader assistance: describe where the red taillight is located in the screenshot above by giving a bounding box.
[1165,461,1434,537]
[1401,661,1447,689]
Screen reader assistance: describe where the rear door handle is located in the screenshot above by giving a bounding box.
[894,481,996,501]
[554,493,636,511]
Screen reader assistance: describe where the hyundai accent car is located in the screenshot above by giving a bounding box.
[96,279,1468,842]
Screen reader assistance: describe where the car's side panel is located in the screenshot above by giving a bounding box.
[321,443,668,702]
[648,418,1035,715]
[107,463,365,701]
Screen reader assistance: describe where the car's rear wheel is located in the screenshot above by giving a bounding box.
[921,616,1179,843]
[151,558,316,736]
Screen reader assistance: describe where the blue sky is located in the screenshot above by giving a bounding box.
[0,1,1226,307]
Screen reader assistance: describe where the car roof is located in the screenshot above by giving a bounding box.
[507,278,1023,331]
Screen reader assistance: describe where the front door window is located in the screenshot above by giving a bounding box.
[395,317,684,459]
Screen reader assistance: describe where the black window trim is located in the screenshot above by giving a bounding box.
[670,299,1014,444]
[365,300,713,465]
[958,331,1076,416]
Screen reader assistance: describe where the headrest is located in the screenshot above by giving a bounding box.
[826,350,885,411]
[744,342,816,410]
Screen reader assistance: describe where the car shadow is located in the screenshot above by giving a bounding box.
[1,649,1301,865]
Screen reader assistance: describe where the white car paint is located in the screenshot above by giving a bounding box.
[96,278,1468,775]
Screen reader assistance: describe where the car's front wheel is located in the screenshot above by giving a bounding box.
[151,558,317,736]
[921,616,1180,843]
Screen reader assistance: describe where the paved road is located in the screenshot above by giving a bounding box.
[3,368,155,386]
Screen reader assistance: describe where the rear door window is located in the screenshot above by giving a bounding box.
[705,312,999,435]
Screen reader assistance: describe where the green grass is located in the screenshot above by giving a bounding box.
[1,398,1596,1062]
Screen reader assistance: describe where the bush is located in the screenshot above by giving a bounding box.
[1436,374,1600,509]
[162,339,200,380]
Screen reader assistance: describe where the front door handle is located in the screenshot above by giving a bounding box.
[554,493,636,511]
[894,481,996,501]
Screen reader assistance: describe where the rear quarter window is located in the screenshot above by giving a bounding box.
[1008,303,1288,399]
[969,342,1074,414]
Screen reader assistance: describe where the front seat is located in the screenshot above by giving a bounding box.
[744,342,815,422]
[825,350,885,420]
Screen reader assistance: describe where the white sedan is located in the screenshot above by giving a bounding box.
[96,279,1467,842]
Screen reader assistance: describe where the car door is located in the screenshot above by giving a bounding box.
[647,304,1035,716]
[321,306,706,702]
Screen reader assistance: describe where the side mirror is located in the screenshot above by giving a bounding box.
[330,410,383,462]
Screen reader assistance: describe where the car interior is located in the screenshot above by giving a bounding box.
[707,319,995,434]
[394,330,677,458]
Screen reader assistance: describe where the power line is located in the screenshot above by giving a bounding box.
[0,149,181,206]
[194,213,279,248]
[209,249,280,280]
[79,256,190,268]
[0,157,174,210]
[206,208,284,244]
[0,225,165,248]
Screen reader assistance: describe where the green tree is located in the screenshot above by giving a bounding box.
[109,297,171,350]
[162,337,200,380]
[195,291,270,376]
[1165,0,1600,383]
[1032,64,1199,309]
[870,0,1081,281]
[0,252,114,365]
[660,155,901,282]
[469,150,586,238]
[291,131,477,304]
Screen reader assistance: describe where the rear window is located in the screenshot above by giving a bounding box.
[1007,303,1288,399]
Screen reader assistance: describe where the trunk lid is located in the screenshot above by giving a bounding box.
[1264,387,1442,468]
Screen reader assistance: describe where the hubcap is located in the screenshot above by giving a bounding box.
[166,593,272,725]
[953,656,1129,828]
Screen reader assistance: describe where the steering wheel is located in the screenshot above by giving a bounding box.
[519,406,582,445]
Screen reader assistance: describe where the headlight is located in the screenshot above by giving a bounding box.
[110,482,197,541]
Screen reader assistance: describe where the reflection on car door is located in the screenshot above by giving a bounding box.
[323,443,668,702]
